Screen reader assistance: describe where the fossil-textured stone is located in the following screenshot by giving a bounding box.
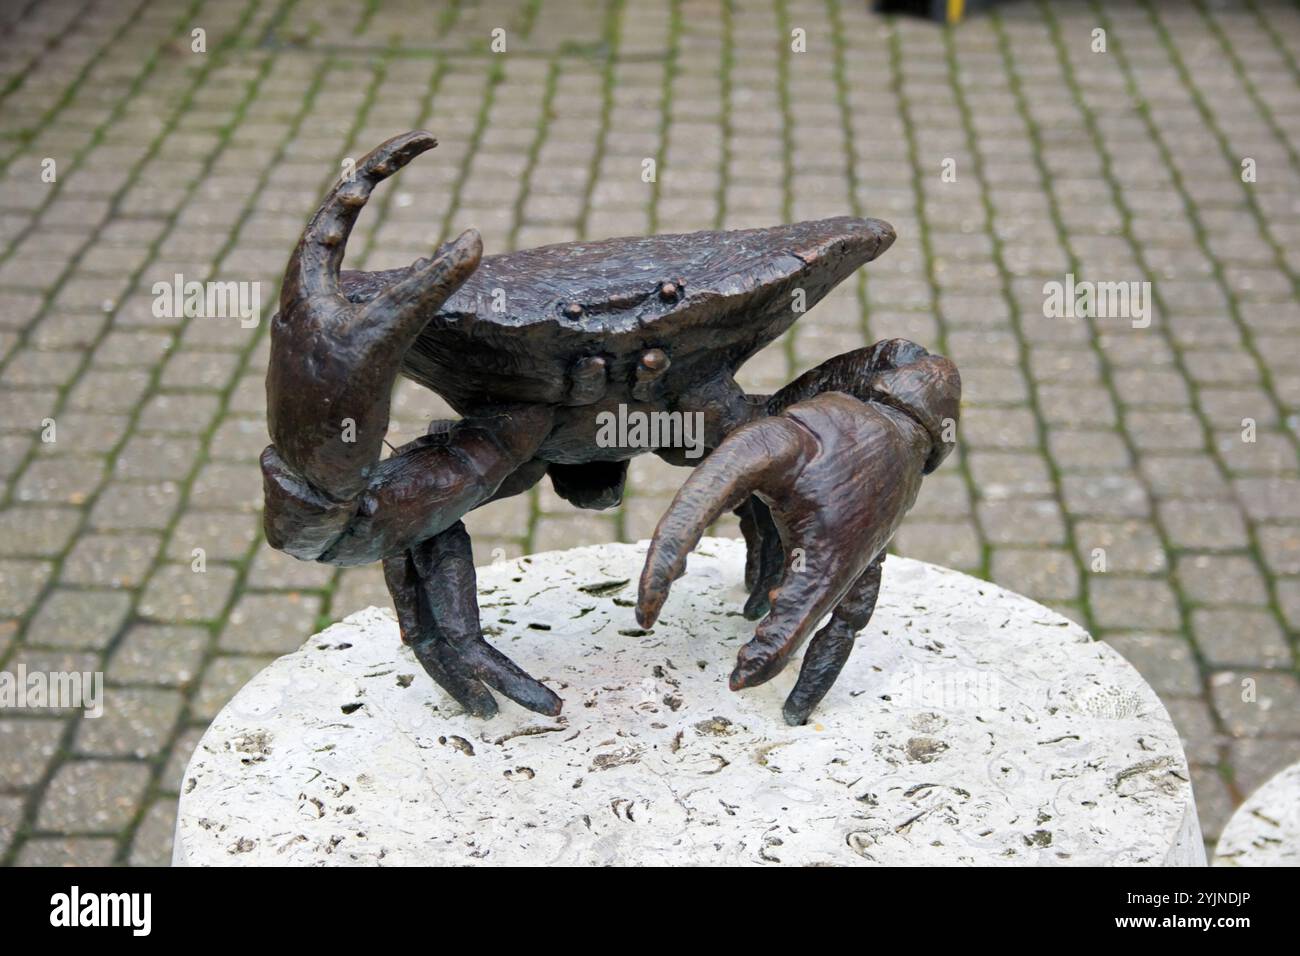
[174,538,1203,866]
[1214,761,1300,867]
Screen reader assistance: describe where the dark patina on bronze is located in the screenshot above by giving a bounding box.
[261,131,961,726]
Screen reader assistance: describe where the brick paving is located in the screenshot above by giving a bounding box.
[0,0,1297,865]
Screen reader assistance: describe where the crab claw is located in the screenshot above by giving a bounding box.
[637,347,960,724]
[266,130,483,502]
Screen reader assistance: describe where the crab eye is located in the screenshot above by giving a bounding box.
[658,280,682,302]
[640,348,670,372]
[561,301,584,319]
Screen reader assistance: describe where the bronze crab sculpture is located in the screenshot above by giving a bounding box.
[261,131,961,726]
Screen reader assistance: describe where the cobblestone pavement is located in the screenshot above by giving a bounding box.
[0,0,1297,866]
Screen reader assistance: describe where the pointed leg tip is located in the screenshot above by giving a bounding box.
[465,696,499,720]
[530,686,564,717]
[782,706,810,727]
[635,603,658,629]
[731,644,786,690]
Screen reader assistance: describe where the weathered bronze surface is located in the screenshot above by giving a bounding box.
[262,131,961,726]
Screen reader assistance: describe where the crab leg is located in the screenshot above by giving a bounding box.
[781,554,884,726]
[411,522,562,717]
[383,524,562,719]
[383,548,498,717]
[734,496,784,620]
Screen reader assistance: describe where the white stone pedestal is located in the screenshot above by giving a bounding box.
[1214,761,1300,866]
[174,538,1204,866]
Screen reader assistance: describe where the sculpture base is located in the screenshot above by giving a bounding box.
[174,538,1203,866]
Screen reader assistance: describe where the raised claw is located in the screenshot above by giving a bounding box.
[387,522,562,719]
[285,130,441,311]
[638,349,959,722]
[266,131,483,501]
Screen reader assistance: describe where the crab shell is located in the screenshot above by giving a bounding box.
[338,216,895,414]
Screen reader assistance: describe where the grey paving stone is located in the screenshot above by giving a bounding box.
[1089,576,1183,631]
[892,519,983,573]
[1189,764,1235,843]
[208,416,271,462]
[1276,578,1300,633]
[1163,696,1226,767]
[192,655,273,722]
[26,588,131,649]
[977,499,1067,546]
[36,760,151,831]
[966,450,1054,500]
[1104,632,1201,697]
[1140,454,1231,499]
[0,794,22,853]
[89,481,183,532]
[330,565,392,618]
[1,646,102,717]
[13,455,105,506]
[72,687,183,759]
[128,797,177,866]
[136,392,221,435]
[1227,736,1300,798]
[1234,477,1300,522]
[64,368,151,414]
[15,836,118,866]
[1059,472,1151,519]
[1210,670,1300,739]
[1256,525,1300,577]
[31,412,129,456]
[220,591,321,655]
[244,541,335,590]
[59,533,159,589]
[0,558,53,616]
[137,563,238,623]
[0,717,65,788]
[1074,519,1167,574]
[189,461,263,512]
[108,623,210,686]
[1175,552,1271,607]
[167,511,261,564]
[1192,607,1293,670]
[1047,429,1131,472]
[113,434,203,481]
[990,547,1080,602]
[1157,499,1251,551]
